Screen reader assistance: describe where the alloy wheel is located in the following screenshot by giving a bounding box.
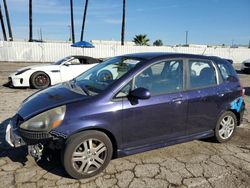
[218,115,235,139]
[71,138,107,174]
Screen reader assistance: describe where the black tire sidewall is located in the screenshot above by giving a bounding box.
[215,111,237,143]
[63,131,113,179]
[30,71,50,89]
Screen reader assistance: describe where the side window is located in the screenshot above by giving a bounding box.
[67,58,81,65]
[134,60,183,96]
[189,60,217,89]
[217,63,237,81]
[115,81,132,98]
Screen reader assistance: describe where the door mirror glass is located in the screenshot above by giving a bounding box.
[129,87,151,100]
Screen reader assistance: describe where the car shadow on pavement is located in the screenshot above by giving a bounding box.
[2,82,31,90]
[0,118,70,178]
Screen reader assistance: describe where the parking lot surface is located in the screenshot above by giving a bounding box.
[0,62,249,188]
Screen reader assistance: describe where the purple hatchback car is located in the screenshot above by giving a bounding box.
[6,53,245,179]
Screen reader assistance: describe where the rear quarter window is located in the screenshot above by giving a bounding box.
[217,61,238,81]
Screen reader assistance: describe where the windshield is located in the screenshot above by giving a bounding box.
[52,57,72,65]
[74,56,141,95]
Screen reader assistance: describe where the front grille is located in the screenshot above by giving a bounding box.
[244,62,250,67]
[18,129,52,140]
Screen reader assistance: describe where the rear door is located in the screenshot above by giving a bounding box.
[184,59,229,135]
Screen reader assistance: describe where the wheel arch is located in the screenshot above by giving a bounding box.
[228,109,241,126]
[29,71,51,87]
[67,128,118,159]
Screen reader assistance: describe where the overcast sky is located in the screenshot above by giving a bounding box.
[1,0,250,45]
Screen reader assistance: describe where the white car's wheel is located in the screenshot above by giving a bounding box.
[30,71,50,89]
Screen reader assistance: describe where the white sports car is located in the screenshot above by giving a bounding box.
[8,56,101,89]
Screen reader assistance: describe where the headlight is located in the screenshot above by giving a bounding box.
[20,105,66,131]
[15,68,31,75]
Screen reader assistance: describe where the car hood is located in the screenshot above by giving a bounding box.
[16,64,58,72]
[18,83,89,120]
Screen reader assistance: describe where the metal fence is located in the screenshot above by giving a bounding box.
[0,41,250,63]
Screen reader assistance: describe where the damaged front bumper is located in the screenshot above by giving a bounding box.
[5,117,26,147]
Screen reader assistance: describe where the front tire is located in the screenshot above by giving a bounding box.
[30,71,50,89]
[63,131,113,179]
[215,111,237,143]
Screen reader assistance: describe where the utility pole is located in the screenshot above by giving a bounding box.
[70,0,75,43]
[185,31,189,46]
[29,0,33,42]
[121,0,126,45]
[3,0,13,41]
[80,0,89,41]
[39,28,43,41]
[0,4,7,41]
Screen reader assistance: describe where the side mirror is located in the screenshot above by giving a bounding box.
[64,62,71,66]
[129,87,151,100]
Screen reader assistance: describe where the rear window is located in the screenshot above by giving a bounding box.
[217,61,238,81]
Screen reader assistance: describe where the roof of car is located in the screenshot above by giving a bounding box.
[121,52,221,61]
[70,55,99,60]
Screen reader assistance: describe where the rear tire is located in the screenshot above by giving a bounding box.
[214,111,237,143]
[63,131,113,179]
[30,71,50,89]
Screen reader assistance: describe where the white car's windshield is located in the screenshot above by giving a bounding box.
[74,57,141,95]
[52,57,72,65]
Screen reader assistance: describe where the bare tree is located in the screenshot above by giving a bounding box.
[0,4,7,41]
[121,0,126,45]
[3,0,13,41]
[70,0,75,43]
[80,0,89,41]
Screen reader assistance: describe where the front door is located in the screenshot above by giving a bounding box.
[117,59,188,149]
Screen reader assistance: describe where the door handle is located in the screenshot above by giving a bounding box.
[217,92,225,97]
[172,97,183,104]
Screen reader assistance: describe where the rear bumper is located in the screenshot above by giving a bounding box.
[239,102,246,125]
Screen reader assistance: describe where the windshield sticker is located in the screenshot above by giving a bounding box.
[231,97,243,113]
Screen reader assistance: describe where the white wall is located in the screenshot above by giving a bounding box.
[0,41,250,63]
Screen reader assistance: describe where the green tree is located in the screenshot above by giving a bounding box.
[153,39,163,46]
[133,34,150,46]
